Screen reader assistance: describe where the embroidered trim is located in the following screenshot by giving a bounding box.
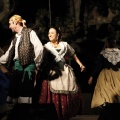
[49,87,79,94]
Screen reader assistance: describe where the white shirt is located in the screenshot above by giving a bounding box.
[0,30,43,68]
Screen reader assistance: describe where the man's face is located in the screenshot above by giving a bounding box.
[9,20,17,33]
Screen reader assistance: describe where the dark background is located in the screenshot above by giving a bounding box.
[1,0,118,93]
[12,0,67,24]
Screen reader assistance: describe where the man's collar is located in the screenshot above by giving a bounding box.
[16,27,23,37]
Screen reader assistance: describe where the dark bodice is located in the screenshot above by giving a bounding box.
[91,54,120,77]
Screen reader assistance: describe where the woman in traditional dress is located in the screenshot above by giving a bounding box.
[88,34,120,109]
[37,27,85,120]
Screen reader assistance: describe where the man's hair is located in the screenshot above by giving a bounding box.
[9,14,26,27]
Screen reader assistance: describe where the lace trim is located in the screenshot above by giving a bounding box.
[100,48,120,65]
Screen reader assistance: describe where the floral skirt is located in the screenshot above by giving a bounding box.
[38,80,83,120]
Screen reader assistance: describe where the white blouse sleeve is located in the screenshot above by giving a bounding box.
[0,41,13,64]
[29,30,43,67]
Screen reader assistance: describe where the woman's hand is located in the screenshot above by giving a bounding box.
[80,65,85,72]
[88,76,93,85]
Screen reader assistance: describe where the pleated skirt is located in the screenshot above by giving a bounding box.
[91,68,120,108]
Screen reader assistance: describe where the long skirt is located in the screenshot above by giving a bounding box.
[38,80,83,120]
[91,68,120,108]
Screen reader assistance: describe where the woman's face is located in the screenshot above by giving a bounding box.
[48,28,59,42]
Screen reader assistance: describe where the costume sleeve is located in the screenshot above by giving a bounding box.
[91,54,104,78]
[29,30,43,68]
[0,42,13,64]
[67,43,76,58]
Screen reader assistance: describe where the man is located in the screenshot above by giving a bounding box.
[0,14,43,104]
